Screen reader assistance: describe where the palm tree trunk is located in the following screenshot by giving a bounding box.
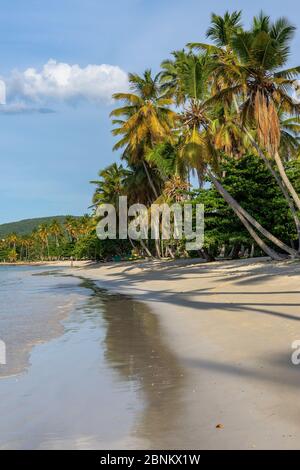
[243,128,300,247]
[155,238,161,258]
[236,212,283,260]
[207,169,294,259]
[140,239,153,258]
[274,151,300,211]
[142,161,159,199]
[166,245,175,258]
[233,96,300,247]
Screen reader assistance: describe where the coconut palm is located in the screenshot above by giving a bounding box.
[206,10,243,47]
[146,142,188,182]
[49,219,63,248]
[123,162,159,206]
[279,114,300,161]
[91,163,129,207]
[191,11,300,213]
[188,11,300,249]
[160,48,298,258]
[37,224,50,259]
[64,216,79,243]
[22,236,33,261]
[6,233,18,250]
[110,69,177,198]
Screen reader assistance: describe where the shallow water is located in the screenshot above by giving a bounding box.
[0,266,186,449]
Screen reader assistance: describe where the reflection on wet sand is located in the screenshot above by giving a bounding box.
[0,269,187,449]
[0,269,81,378]
[78,279,186,448]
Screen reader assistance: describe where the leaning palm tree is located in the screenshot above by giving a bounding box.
[110,69,177,198]
[161,48,298,259]
[191,11,300,210]
[188,11,300,249]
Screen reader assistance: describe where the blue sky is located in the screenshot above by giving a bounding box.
[1,0,300,223]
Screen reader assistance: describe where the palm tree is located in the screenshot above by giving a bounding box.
[188,11,300,248]
[64,216,79,243]
[22,236,33,261]
[279,114,300,161]
[110,69,177,198]
[206,13,299,203]
[206,10,243,47]
[77,215,94,238]
[49,219,62,248]
[146,142,188,182]
[6,233,18,250]
[37,224,50,259]
[160,47,298,258]
[123,162,158,206]
[90,163,128,206]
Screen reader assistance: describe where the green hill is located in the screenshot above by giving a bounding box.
[0,216,78,238]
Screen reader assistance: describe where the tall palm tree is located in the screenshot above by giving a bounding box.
[206,10,243,47]
[22,236,33,261]
[90,163,129,206]
[123,162,159,206]
[188,11,300,248]
[279,114,300,161]
[146,142,188,182]
[77,215,94,237]
[37,224,50,259]
[6,233,18,250]
[49,219,62,248]
[160,47,298,258]
[110,70,177,198]
[64,216,79,243]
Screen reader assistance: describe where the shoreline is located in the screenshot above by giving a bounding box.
[3,257,300,448]
[65,257,300,449]
[0,260,92,267]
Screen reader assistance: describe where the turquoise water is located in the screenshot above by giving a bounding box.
[0,266,185,449]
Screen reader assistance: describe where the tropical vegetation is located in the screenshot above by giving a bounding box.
[2,10,300,263]
[92,9,300,261]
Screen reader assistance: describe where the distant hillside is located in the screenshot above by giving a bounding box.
[0,216,78,238]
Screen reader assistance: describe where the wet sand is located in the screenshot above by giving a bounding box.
[0,267,189,449]
[1,259,300,449]
[66,257,300,449]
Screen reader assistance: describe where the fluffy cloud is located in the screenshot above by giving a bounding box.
[0,80,6,104]
[0,102,55,115]
[0,59,129,113]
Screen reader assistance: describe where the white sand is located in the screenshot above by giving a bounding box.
[61,257,300,449]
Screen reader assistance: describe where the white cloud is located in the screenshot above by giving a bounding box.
[0,102,55,114]
[0,59,128,113]
[0,80,6,104]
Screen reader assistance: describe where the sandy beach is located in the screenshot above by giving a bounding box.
[59,256,300,449]
[1,257,300,449]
